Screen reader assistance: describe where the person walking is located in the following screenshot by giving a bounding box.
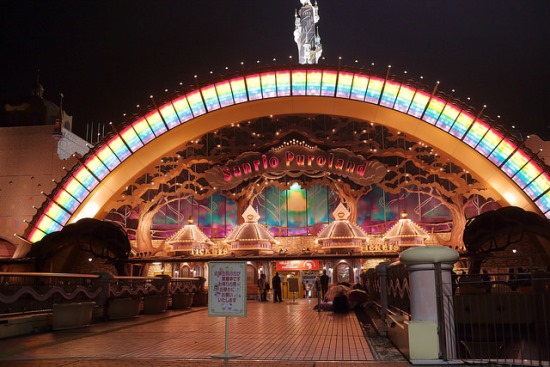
[320,269,329,301]
[272,272,282,303]
[258,273,267,302]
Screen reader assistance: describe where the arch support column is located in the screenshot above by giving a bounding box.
[400,246,459,363]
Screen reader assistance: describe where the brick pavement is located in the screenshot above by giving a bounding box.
[0,299,415,367]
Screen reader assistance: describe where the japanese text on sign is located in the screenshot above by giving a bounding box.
[208,262,247,317]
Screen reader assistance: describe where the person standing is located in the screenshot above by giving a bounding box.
[320,269,329,301]
[305,281,311,298]
[258,273,267,302]
[272,272,282,303]
[314,275,321,300]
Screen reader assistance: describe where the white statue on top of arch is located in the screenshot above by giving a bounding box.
[294,0,322,64]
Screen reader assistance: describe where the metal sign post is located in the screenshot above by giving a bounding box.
[212,316,241,359]
[208,261,246,359]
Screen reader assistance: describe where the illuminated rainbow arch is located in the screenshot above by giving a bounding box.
[25,66,550,242]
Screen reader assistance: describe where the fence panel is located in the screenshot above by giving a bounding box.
[0,272,101,314]
[453,272,550,365]
[387,263,410,315]
[0,272,203,316]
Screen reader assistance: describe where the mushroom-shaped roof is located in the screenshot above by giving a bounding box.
[166,216,214,247]
[315,203,369,242]
[383,211,429,242]
[224,206,278,245]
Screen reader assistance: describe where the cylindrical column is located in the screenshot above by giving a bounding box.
[400,246,459,361]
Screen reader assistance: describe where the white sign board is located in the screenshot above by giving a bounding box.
[208,261,247,317]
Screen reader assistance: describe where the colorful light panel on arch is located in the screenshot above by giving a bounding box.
[292,70,307,96]
[201,85,221,111]
[159,104,180,129]
[96,144,120,172]
[380,81,400,108]
[336,72,353,98]
[321,70,337,96]
[306,70,322,95]
[436,104,461,132]
[26,68,550,242]
[350,74,368,101]
[171,96,193,122]
[245,74,262,101]
[449,111,475,139]
[407,90,430,118]
[423,97,445,124]
[53,189,80,214]
[215,81,234,107]
[146,111,167,136]
[276,71,291,96]
[261,72,277,98]
[393,85,415,112]
[230,77,248,103]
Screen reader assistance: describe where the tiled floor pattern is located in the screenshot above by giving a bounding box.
[0,299,411,367]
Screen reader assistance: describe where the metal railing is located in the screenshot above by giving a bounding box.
[0,272,202,317]
[0,272,101,315]
[386,263,410,316]
[452,271,550,365]
[366,262,549,366]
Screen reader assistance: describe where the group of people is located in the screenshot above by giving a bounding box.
[257,270,331,303]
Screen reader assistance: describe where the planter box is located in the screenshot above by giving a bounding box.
[0,314,50,339]
[143,294,168,314]
[172,293,194,309]
[52,302,94,330]
[108,297,141,320]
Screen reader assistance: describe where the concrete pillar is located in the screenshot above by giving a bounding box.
[400,246,459,362]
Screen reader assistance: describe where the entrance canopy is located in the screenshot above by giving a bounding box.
[25,66,550,243]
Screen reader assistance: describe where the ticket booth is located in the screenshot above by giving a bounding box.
[274,260,321,299]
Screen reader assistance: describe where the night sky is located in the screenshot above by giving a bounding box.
[1,1,548,140]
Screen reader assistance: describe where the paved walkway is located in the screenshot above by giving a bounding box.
[0,298,413,367]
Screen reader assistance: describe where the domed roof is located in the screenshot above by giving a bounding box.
[316,203,368,242]
[166,216,214,250]
[224,206,278,246]
[383,211,429,247]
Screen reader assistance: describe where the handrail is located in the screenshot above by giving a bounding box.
[0,272,100,279]
[0,272,204,317]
